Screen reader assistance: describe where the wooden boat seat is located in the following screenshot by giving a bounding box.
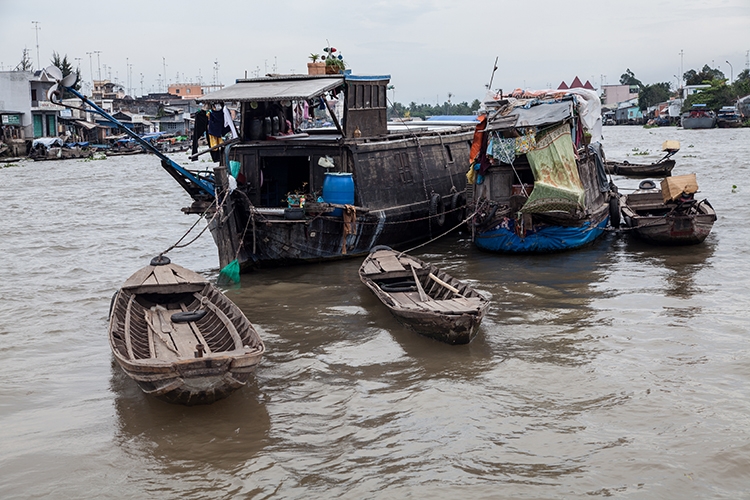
[389,292,485,314]
[362,251,424,276]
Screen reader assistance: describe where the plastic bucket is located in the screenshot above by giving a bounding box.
[323,172,354,216]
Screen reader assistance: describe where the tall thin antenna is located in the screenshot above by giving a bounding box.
[487,56,499,93]
[95,50,102,81]
[31,21,41,70]
[679,49,684,86]
[162,57,167,92]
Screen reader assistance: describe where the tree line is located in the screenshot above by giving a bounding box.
[620,66,750,112]
[387,99,482,120]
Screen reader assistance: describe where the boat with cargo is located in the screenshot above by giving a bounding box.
[49,66,474,273]
[467,88,615,253]
[188,73,474,271]
[615,175,716,245]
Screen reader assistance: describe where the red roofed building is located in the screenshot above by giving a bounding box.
[558,77,596,91]
[569,76,584,88]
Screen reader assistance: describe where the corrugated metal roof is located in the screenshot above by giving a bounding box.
[198,76,344,103]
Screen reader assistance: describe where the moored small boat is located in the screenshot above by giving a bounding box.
[359,246,490,345]
[605,140,679,177]
[615,175,716,245]
[108,256,265,405]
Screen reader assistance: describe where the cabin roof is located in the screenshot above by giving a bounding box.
[485,100,574,131]
[197,75,344,103]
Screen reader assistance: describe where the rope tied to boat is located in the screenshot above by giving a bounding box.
[159,189,232,257]
[401,208,479,255]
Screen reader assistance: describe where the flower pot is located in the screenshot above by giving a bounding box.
[325,65,341,75]
[307,62,326,75]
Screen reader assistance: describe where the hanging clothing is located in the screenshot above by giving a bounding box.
[207,109,229,138]
[191,109,208,160]
[223,106,238,139]
[208,134,223,162]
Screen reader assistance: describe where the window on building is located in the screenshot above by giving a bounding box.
[186,88,191,94]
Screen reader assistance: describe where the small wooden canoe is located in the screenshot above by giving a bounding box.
[359,247,490,345]
[616,180,716,245]
[605,158,675,177]
[108,256,265,405]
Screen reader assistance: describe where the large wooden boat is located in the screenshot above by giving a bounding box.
[605,140,679,178]
[108,256,265,405]
[468,88,615,253]
[50,69,473,273]
[359,246,490,344]
[189,74,474,271]
[681,104,716,129]
[616,175,716,245]
[716,106,742,128]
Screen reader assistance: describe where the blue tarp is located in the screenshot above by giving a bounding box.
[474,217,609,253]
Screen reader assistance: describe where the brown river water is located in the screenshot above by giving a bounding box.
[1,125,749,499]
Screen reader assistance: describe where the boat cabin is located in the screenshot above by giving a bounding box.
[196,75,390,209]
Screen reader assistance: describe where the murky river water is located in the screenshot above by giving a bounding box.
[1,125,749,499]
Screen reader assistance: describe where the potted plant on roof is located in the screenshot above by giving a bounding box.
[323,46,346,74]
[307,53,325,75]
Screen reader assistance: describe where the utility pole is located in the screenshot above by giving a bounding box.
[95,50,102,82]
[679,49,684,87]
[31,21,41,70]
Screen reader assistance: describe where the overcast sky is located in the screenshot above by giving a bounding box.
[1,0,748,105]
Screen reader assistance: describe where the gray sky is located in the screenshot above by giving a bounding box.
[2,0,749,105]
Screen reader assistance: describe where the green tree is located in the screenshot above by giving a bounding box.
[730,69,750,99]
[683,79,734,112]
[51,52,82,98]
[638,82,671,111]
[619,68,643,88]
[387,99,481,120]
[683,64,725,86]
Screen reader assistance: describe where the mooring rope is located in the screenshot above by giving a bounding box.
[401,209,479,255]
[159,190,231,256]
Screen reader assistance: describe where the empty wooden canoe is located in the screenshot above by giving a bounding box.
[108,256,265,405]
[359,247,490,345]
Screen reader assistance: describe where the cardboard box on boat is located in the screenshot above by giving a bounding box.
[661,173,698,202]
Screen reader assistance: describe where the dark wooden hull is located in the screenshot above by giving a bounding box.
[605,159,675,177]
[108,261,264,405]
[359,247,490,344]
[206,128,474,269]
[618,191,716,245]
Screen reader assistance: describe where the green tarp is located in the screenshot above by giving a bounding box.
[522,124,585,213]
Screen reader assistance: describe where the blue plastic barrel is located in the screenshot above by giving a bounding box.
[323,172,354,216]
